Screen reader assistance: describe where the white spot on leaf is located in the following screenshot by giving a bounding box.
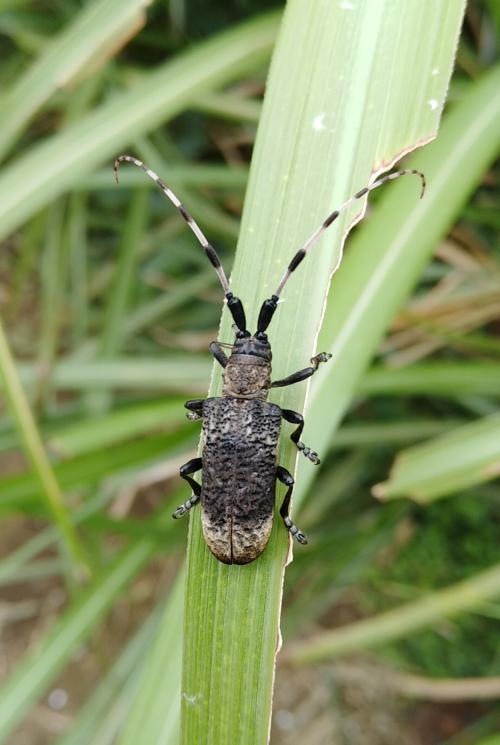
[428,98,439,111]
[313,113,326,131]
[182,691,200,706]
[340,0,355,8]
[431,67,439,76]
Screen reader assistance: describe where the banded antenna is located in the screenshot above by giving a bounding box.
[256,168,425,334]
[114,155,248,333]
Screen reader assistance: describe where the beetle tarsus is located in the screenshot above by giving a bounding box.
[312,352,332,366]
[297,442,320,465]
[295,529,308,545]
[283,515,308,545]
[173,493,200,519]
[271,351,332,388]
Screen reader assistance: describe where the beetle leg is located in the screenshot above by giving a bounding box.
[209,341,229,368]
[281,409,321,465]
[276,466,307,544]
[270,352,331,388]
[173,457,202,518]
[184,399,204,422]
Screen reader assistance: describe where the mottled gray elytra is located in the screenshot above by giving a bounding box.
[114,155,425,564]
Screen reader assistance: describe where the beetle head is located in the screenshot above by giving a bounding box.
[222,332,272,399]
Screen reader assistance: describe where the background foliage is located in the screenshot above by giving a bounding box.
[0,1,499,744]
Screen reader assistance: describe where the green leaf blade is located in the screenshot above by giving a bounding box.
[181,2,467,744]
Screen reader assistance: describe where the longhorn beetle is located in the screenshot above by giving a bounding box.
[114,155,425,564]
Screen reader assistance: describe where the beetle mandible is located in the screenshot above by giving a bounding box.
[114,155,425,564]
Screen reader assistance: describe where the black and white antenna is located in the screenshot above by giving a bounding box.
[256,168,425,334]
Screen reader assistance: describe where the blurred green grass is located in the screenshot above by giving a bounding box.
[0,1,499,744]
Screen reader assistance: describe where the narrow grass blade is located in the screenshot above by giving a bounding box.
[117,569,185,745]
[360,362,500,398]
[0,0,149,160]
[54,607,163,745]
[68,191,90,349]
[0,539,157,743]
[3,358,211,394]
[331,418,463,449]
[0,12,279,242]
[71,270,217,362]
[37,199,67,403]
[194,92,262,123]
[0,318,89,577]
[0,492,110,586]
[285,561,500,664]
[373,413,500,502]
[99,188,149,356]
[181,2,466,744]
[47,398,186,458]
[0,430,194,513]
[87,186,149,412]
